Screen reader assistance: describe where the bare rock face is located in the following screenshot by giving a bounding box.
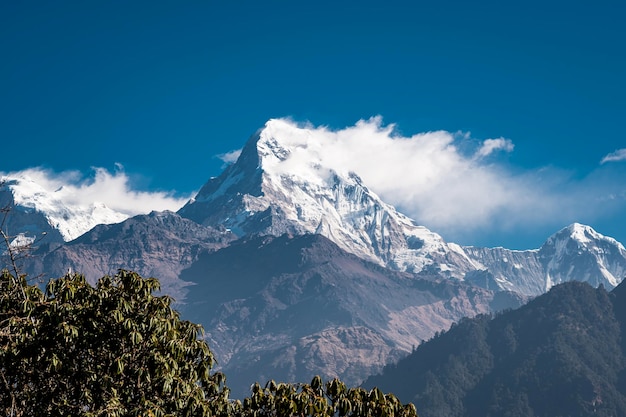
[29,211,235,300]
[178,233,525,398]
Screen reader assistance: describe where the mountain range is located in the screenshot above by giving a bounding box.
[2,118,626,398]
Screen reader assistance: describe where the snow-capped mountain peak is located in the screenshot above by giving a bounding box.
[549,222,625,250]
[464,223,626,296]
[567,222,598,244]
[179,119,478,276]
[540,223,626,290]
[1,174,128,242]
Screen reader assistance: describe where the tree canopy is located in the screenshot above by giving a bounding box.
[240,376,416,417]
[0,269,233,416]
[0,268,416,417]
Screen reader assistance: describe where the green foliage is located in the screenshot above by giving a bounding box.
[0,269,233,417]
[0,268,417,417]
[239,375,417,417]
[366,282,626,417]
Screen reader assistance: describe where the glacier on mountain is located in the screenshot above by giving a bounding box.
[464,223,626,295]
[179,119,481,278]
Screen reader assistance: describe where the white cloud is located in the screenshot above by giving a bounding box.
[2,166,190,217]
[4,119,623,246]
[601,149,626,164]
[217,149,242,164]
[476,137,514,158]
[266,117,626,243]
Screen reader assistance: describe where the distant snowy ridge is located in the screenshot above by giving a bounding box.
[1,174,128,241]
[464,223,626,295]
[542,223,626,289]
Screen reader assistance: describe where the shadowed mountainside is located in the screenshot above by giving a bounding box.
[178,233,524,399]
[364,280,626,417]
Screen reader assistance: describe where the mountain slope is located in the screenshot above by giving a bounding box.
[177,119,626,296]
[178,119,481,278]
[30,211,235,299]
[177,233,524,399]
[363,280,626,417]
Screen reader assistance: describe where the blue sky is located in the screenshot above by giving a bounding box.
[2,1,625,249]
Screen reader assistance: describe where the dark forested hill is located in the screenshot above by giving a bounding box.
[363,280,626,417]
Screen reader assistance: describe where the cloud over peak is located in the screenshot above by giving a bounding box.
[1,166,190,217]
[476,137,514,158]
[265,117,626,245]
[601,149,626,164]
[217,149,242,165]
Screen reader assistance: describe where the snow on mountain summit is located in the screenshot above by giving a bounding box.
[179,119,479,276]
[540,222,626,290]
[1,173,128,241]
[179,119,626,294]
[464,223,626,295]
[550,222,624,248]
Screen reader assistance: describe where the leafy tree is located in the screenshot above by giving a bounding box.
[238,375,417,417]
[0,269,234,417]
[0,267,417,417]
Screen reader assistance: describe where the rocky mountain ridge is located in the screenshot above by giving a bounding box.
[178,119,626,296]
[179,119,481,279]
[178,233,525,398]
[30,211,235,300]
[464,223,626,295]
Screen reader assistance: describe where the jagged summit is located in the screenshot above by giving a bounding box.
[178,121,626,288]
[1,173,127,242]
[3,119,625,297]
[464,222,626,295]
[548,222,626,250]
[179,119,479,276]
[540,222,626,289]
[566,222,600,243]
